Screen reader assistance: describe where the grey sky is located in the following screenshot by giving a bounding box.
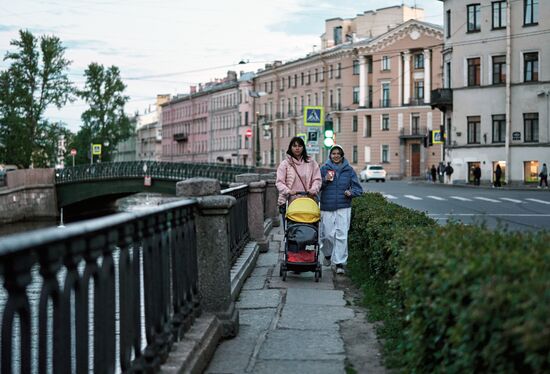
[0,0,443,132]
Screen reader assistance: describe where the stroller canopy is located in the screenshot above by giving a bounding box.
[286,197,320,223]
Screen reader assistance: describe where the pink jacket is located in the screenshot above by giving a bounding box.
[276,156,322,205]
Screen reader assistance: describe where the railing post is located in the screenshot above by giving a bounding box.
[176,178,239,338]
[234,173,269,252]
[260,172,280,227]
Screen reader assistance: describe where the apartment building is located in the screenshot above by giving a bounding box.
[254,5,443,178]
[161,71,255,165]
[136,95,169,161]
[161,85,210,163]
[434,0,549,184]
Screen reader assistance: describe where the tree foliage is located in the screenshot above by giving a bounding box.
[0,29,74,168]
[76,63,131,163]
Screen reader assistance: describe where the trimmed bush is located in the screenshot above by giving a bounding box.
[397,224,550,373]
[348,193,550,373]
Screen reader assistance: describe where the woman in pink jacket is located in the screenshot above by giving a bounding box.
[276,136,322,208]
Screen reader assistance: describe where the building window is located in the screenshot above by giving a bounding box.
[336,63,341,78]
[353,86,360,104]
[315,69,318,82]
[412,114,420,135]
[467,57,481,86]
[467,4,481,32]
[467,116,481,144]
[524,52,539,82]
[414,53,424,69]
[365,115,372,138]
[382,145,389,163]
[301,72,304,85]
[352,145,358,164]
[524,113,539,142]
[492,55,506,84]
[382,83,390,107]
[329,65,333,79]
[382,114,390,131]
[492,1,506,29]
[492,114,506,143]
[446,62,452,88]
[367,57,373,73]
[352,60,360,75]
[382,56,390,71]
[524,0,539,26]
[446,9,452,38]
[414,80,424,100]
[306,72,311,85]
[352,115,358,132]
[333,26,342,45]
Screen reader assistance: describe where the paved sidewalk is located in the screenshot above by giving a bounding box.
[205,224,355,374]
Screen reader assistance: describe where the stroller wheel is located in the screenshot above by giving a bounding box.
[279,264,284,277]
[314,270,320,282]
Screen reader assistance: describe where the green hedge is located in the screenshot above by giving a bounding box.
[348,193,550,373]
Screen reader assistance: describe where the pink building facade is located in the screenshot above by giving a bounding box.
[161,71,255,165]
[253,16,444,178]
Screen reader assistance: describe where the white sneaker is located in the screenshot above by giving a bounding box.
[322,256,331,266]
[335,264,345,275]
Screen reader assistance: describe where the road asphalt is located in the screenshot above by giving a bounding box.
[204,223,377,374]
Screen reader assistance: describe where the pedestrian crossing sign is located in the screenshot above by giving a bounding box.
[304,106,324,126]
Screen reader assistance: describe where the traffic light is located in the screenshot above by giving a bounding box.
[323,119,334,148]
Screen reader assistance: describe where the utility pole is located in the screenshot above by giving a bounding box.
[504,0,512,184]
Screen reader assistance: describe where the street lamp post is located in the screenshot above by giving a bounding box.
[263,118,275,168]
[255,113,262,167]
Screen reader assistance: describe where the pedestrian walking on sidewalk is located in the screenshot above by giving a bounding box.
[276,137,322,222]
[473,165,481,186]
[319,145,363,275]
[444,162,454,184]
[430,164,437,183]
[494,164,502,188]
[539,163,548,188]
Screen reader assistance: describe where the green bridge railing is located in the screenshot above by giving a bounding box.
[55,161,260,186]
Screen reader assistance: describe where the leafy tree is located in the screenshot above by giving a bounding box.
[0,29,74,168]
[77,63,131,162]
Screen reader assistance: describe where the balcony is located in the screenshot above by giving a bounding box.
[399,126,427,139]
[379,99,391,108]
[430,88,453,111]
[407,98,425,106]
[173,133,188,142]
[330,104,342,111]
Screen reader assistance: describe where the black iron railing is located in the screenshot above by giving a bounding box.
[221,185,250,265]
[0,199,200,373]
[55,161,257,186]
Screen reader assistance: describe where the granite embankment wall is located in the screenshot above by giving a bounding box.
[0,169,58,223]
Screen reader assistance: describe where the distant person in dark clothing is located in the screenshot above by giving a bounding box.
[430,165,437,183]
[473,166,481,186]
[539,163,548,188]
[444,162,454,184]
[494,164,502,188]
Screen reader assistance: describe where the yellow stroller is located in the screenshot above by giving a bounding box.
[279,193,322,282]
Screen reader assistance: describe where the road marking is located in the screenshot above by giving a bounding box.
[500,197,523,203]
[474,197,501,203]
[525,198,550,205]
[404,195,422,200]
[383,194,398,200]
[427,195,446,201]
[450,196,472,201]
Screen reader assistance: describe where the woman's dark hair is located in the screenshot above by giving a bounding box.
[286,136,309,162]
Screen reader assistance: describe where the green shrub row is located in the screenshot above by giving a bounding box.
[348,193,550,373]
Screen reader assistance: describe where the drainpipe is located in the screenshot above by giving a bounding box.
[504,0,512,184]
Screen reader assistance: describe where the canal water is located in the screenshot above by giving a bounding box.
[0,193,171,373]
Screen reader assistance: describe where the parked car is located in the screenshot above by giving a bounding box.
[360,165,386,182]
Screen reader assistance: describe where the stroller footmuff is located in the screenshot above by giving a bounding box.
[280,196,322,282]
